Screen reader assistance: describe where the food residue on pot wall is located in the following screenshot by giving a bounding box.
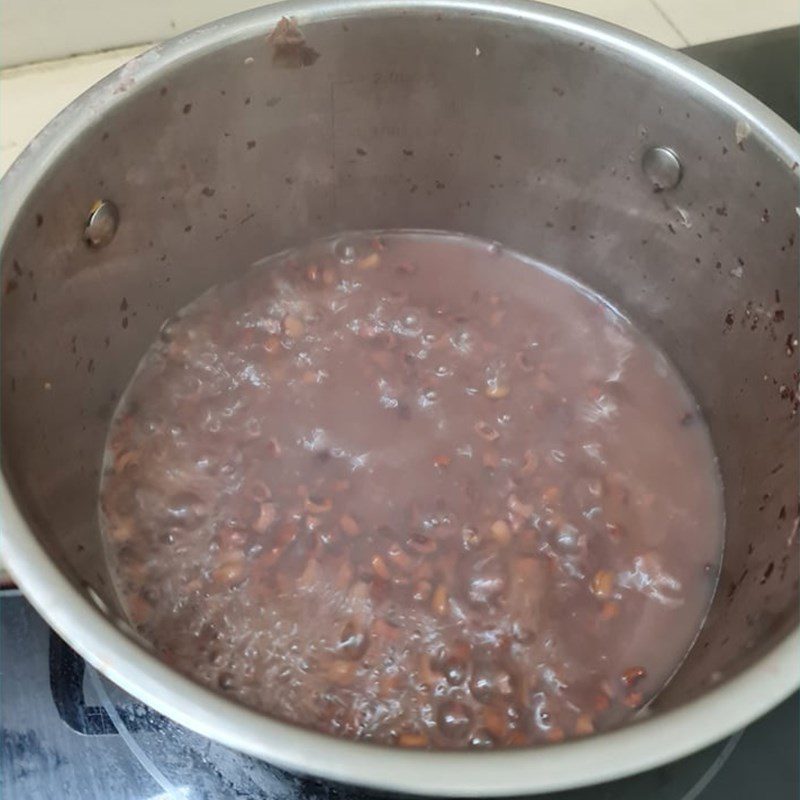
[267,17,319,69]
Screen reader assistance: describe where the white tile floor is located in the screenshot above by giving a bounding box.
[551,0,799,46]
[652,0,800,45]
[0,46,147,176]
[0,0,798,175]
[546,0,687,46]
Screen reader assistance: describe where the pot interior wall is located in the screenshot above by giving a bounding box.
[1,6,798,716]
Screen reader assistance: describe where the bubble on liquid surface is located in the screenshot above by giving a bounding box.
[470,661,514,702]
[333,235,370,265]
[436,700,474,743]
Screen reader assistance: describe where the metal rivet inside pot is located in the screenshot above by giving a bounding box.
[85,199,119,247]
[641,146,683,191]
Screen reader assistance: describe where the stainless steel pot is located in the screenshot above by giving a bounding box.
[1,1,798,794]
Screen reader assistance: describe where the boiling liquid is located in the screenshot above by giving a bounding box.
[99,231,724,748]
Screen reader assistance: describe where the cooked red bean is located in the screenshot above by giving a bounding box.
[99,231,723,748]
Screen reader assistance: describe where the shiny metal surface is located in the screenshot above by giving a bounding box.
[1,1,798,795]
[84,199,120,248]
[641,145,683,191]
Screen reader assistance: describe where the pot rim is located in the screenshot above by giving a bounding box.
[1,0,798,795]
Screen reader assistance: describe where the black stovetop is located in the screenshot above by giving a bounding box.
[2,26,799,800]
[2,589,798,800]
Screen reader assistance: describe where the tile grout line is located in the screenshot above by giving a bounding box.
[0,40,155,78]
[0,42,151,79]
[647,0,691,47]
